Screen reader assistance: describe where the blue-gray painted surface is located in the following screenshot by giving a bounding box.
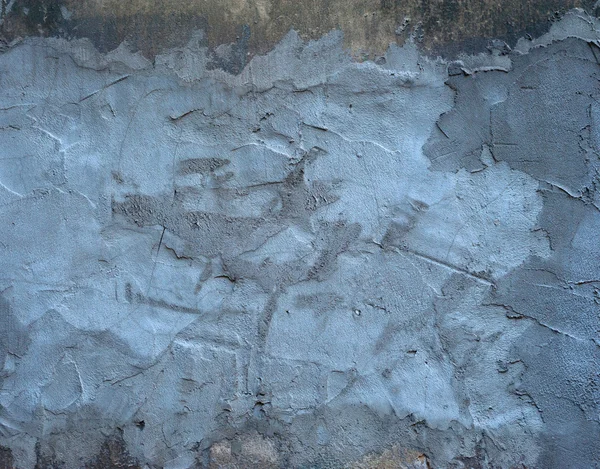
[0,9,598,469]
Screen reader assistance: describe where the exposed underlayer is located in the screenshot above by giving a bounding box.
[0,0,596,60]
[0,6,599,469]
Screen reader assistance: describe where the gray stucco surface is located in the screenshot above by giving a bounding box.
[0,8,598,469]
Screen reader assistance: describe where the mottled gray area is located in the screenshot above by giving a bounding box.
[0,9,598,469]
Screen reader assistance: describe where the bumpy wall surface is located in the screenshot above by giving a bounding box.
[0,3,599,469]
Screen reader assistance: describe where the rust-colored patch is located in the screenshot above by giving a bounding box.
[0,0,595,61]
[208,432,280,469]
[349,446,430,469]
[85,435,141,469]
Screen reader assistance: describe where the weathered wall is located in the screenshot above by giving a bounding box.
[0,3,599,469]
[0,0,596,59]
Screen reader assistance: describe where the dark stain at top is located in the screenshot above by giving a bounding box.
[0,0,597,65]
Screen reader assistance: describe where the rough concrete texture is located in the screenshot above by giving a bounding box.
[0,6,599,469]
[0,0,596,60]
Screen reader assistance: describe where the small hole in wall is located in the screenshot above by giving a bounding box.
[135,420,145,430]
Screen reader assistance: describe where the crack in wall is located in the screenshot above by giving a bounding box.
[0,8,598,469]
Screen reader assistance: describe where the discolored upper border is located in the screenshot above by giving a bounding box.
[0,0,596,65]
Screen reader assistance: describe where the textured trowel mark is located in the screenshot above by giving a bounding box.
[425,34,600,197]
[0,10,598,469]
[490,47,599,196]
[485,188,600,468]
[425,12,600,469]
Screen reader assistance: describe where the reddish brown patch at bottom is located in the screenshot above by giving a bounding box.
[350,446,431,469]
[209,432,280,469]
[85,435,141,469]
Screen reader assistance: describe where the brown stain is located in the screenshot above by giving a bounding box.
[0,0,595,61]
[349,446,431,469]
[206,435,433,469]
[208,433,280,469]
[85,435,141,469]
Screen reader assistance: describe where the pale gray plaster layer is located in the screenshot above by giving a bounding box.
[0,9,598,469]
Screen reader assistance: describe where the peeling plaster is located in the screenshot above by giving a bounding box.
[0,8,598,469]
